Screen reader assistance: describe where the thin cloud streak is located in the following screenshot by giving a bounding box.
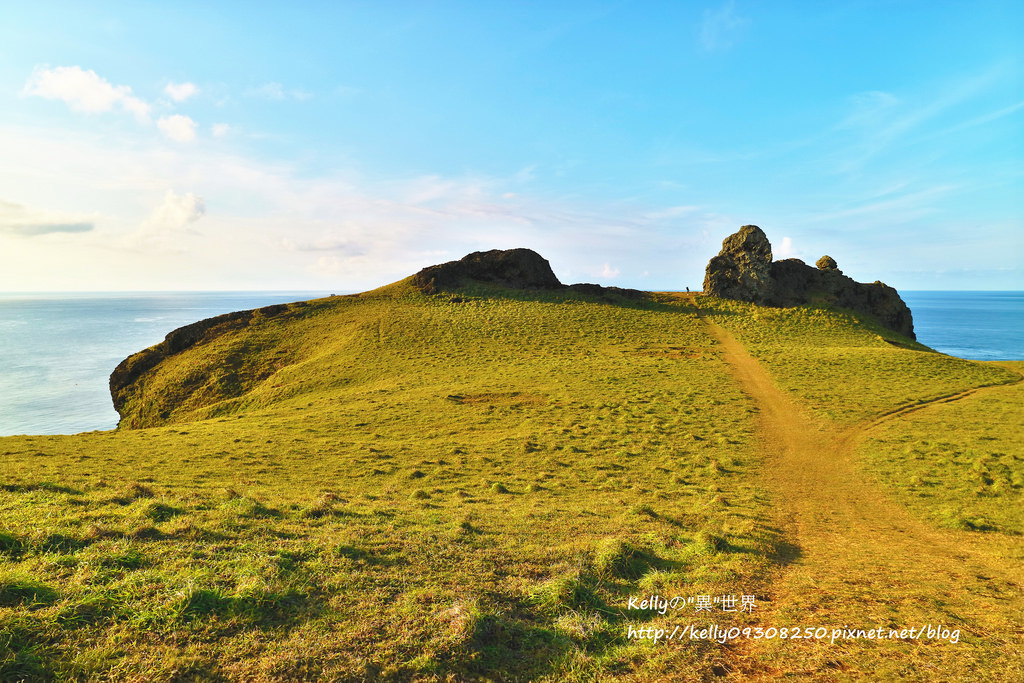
[831,65,1014,175]
[0,198,96,236]
[699,0,749,52]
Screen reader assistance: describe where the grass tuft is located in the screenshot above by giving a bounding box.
[0,575,58,607]
[592,538,643,579]
[530,572,603,615]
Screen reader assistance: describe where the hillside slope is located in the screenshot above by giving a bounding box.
[1,255,1020,680]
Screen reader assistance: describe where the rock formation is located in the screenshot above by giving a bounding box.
[704,225,915,339]
[410,249,563,293]
[410,248,646,300]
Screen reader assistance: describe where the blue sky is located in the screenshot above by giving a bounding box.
[0,1,1021,291]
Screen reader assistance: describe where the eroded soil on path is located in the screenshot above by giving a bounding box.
[688,300,1023,680]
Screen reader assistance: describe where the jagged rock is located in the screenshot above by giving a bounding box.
[410,248,562,293]
[704,226,915,339]
[703,225,775,305]
[816,255,839,272]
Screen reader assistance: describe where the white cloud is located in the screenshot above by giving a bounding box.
[254,82,285,100]
[211,123,231,137]
[776,236,795,258]
[700,1,749,52]
[23,65,151,122]
[157,115,198,142]
[600,263,620,278]
[133,189,205,248]
[164,81,198,102]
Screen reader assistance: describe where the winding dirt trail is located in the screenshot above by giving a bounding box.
[686,297,1023,679]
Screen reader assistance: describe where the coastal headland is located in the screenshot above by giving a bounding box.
[1,227,1021,680]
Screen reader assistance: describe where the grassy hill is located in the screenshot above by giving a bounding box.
[1,282,1021,680]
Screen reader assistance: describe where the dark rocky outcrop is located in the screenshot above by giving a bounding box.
[410,248,646,300]
[703,226,775,304]
[566,283,647,301]
[411,249,563,293]
[704,225,915,339]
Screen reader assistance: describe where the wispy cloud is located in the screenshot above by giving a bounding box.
[831,65,1014,175]
[699,1,749,52]
[245,82,313,101]
[164,81,198,102]
[0,199,95,236]
[804,185,959,224]
[642,205,701,221]
[1,222,93,236]
[23,65,151,122]
[928,100,1024,139]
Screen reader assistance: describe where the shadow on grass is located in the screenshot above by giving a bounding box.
[0,481,82,495]
[426,593,581,681]
[172,584,326,631]
[0,615,56,681]
[762,525,803,567]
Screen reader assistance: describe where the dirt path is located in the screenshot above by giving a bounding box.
[686,298,1023,679]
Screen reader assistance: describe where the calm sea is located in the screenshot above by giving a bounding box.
[901,291,1024,362]
[0,292,332,436]
[0,291,1021,437]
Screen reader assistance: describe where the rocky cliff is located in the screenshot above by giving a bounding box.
[704,225,915,339]
[109,302,306,428]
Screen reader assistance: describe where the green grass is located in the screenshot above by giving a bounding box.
[0,286,1018,679]
[856,362,1024,535]
[701,296,1018,423]
[1,288,770,679]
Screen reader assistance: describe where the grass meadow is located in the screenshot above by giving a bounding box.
[856,361,1024,537]
[1,286,1020,680]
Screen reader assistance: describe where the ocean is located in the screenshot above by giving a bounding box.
[0,291,1021,437]
[0,292,332,437]
[900,291,1024,362]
